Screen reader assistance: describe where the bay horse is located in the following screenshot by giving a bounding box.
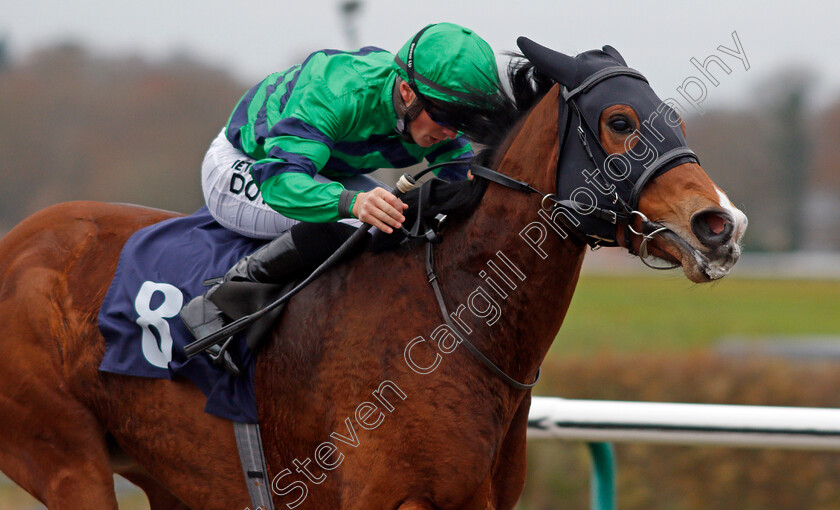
[0,40,746,509]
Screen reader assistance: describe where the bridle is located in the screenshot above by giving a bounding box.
[562,66,698,270]
[473,65,699,270]
[470,163,681,271]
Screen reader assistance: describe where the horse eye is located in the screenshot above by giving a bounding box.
[608,116,633,134]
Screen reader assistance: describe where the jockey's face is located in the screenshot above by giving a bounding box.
[410,109,459,147]
[399,80,459,147]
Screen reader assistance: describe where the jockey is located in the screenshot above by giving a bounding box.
[181,22,503,342]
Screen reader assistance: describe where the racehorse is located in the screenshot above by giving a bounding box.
[0,39,746,509]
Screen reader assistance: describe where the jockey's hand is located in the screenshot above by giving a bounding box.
[352,187,408,234]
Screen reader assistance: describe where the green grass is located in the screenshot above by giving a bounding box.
[550,274,840,355]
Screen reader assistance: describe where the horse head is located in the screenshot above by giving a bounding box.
[518,38,747,283]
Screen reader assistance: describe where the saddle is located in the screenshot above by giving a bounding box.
[97,207,267,422]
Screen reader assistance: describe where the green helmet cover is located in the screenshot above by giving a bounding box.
[395,23,500,105]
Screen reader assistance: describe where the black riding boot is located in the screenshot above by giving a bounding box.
[179,221,361,374]
[179,230,305,344]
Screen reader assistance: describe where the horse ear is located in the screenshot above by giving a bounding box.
[601,45,627,66]
[516,36,578,88]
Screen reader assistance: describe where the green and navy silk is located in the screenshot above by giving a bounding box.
[225,47,472,223]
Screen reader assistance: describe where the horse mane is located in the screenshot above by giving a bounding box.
[371,56,554,252]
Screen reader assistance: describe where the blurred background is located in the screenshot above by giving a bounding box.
[0,0,838,508]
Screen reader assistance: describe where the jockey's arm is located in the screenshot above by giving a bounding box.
[257,171,406,234]
[251,128,406,233]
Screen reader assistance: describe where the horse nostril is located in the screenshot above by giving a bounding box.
[691,210,734,248]
[706,213,726,235]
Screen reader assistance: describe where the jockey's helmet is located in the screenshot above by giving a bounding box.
[394,23,501,113]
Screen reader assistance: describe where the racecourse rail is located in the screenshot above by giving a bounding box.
[526,397,840,509]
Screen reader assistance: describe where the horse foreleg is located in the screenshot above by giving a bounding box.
[0,306,119,509]
[487,393,531,510]
[0,373,119,508]
[121,472,192,510]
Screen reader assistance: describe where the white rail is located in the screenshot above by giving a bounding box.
[527,397,840,450]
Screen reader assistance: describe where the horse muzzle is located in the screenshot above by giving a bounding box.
[654,206,747,282]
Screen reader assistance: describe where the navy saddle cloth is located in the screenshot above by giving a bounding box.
[98,207,266,423]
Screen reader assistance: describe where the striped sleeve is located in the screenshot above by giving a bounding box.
[251,84,357,221]
[258,172,348,223]
[425,135,474,181]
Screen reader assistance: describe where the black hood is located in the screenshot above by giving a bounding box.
[517,37,698,247]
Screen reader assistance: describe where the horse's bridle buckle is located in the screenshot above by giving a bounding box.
[540,193,556,211]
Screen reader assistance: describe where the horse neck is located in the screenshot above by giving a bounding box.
[436,87,586,391]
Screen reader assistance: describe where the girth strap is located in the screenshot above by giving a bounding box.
[234,422,275,510]
[424,242,540,391]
